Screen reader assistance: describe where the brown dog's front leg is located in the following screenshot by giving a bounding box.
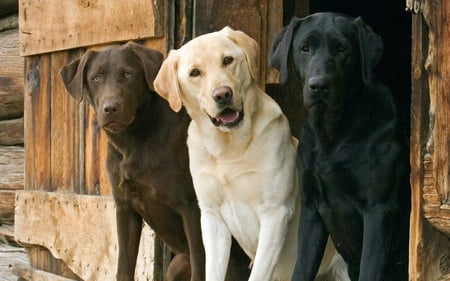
[116,202,142,281]
[180,205,205,281]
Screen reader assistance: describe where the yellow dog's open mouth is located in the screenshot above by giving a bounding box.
[209,108,244,128]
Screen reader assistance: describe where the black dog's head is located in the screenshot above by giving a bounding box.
[60,41,163,134]
[270,12,383,109]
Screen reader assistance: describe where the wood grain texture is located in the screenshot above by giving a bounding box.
[410,1,450,280]
[19,0,163,56]
[15,191,156,281]
[0,28,24,119]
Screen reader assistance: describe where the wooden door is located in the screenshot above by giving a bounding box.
[408,0,450,280]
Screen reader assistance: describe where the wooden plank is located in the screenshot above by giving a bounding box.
[12,263,77,281]
[14,191,156,281]
[0,117,23,145]
[50,52,81,193]
[24,55,52,191]
[421,0,450,234]
[25,247,81,281]
[19,0,164,56]
[410,1,450,280]
[0,28,24,119]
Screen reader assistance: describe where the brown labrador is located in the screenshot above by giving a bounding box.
[60,41,249,281]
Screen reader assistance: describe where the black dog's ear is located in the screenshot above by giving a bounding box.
[270,17,302,84]
[353,17,383,85]
[125,41,163,92]
[60,50,96,103]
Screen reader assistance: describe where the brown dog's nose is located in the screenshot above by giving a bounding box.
[103,102,119,114]
[212,86,233,105]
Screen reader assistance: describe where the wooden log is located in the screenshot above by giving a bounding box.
[0,190,15,224]
[12,263,77,281]
[0,245,29,281]
[0,117,23,145]
[0,92,23,120]
[0,28,24,120]
[0,145,24,191]
[0,13,18,32]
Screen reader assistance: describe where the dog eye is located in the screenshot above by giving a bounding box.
[190,68,200,77]
[301,45,310,53]
[336,44,347,53]
[124,72,133,79]
[223,56,234,66]
[92,75,101,82]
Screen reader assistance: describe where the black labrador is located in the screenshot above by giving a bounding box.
[270,12,410,281]
[60,42,250,281]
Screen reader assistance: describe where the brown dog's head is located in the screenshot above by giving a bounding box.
[60,41,163,134]
[154,27,260,132]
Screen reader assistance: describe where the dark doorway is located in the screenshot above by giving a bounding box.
[308,0,412,138]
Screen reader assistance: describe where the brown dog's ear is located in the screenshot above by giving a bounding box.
[353,17,383,85]
[153,50,183,112]
[60,50,96,103]
[221,26,260,82]
[269,17,302,84]
[125,41,164,92]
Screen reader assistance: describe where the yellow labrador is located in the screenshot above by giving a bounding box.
[154,27,345,281]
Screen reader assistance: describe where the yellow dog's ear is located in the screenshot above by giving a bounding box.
[154,50,183,112]
[221,26,260,81]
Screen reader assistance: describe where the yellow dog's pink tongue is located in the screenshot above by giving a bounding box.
[218,109,239,124]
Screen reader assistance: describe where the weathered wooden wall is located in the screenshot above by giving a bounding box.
[0,4,23,234]
[409,0,450,280]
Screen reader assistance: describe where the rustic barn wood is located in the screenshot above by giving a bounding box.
[0,244,29,281]
[0,190,15,224]
[0,14,18,31]
[0,146,23,191]
[0,28,23,120]
[15,191,156,281]
[0,117,23,145]
[409,0,450,280]
[18,0,163,56]
[12,263,77,281]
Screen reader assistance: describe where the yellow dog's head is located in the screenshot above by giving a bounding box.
[154,27,260,132]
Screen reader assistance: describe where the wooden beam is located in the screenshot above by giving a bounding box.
[0,190,16,224]
[0,28,24,119]
[19,0,164,56]
[0,146,24,191]
[0,117,23,145]
[15,191,156,280]
[12,263,77,281]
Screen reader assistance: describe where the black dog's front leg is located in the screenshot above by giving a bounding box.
[115,200,142,281]
[293,170,329,281]
[359,206,393,281]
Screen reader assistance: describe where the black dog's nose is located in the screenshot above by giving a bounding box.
[103,102,119,114]
[212,86,233,105]
[308,76,330,95]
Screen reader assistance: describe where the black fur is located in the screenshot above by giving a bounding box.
[270,12,410,281]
